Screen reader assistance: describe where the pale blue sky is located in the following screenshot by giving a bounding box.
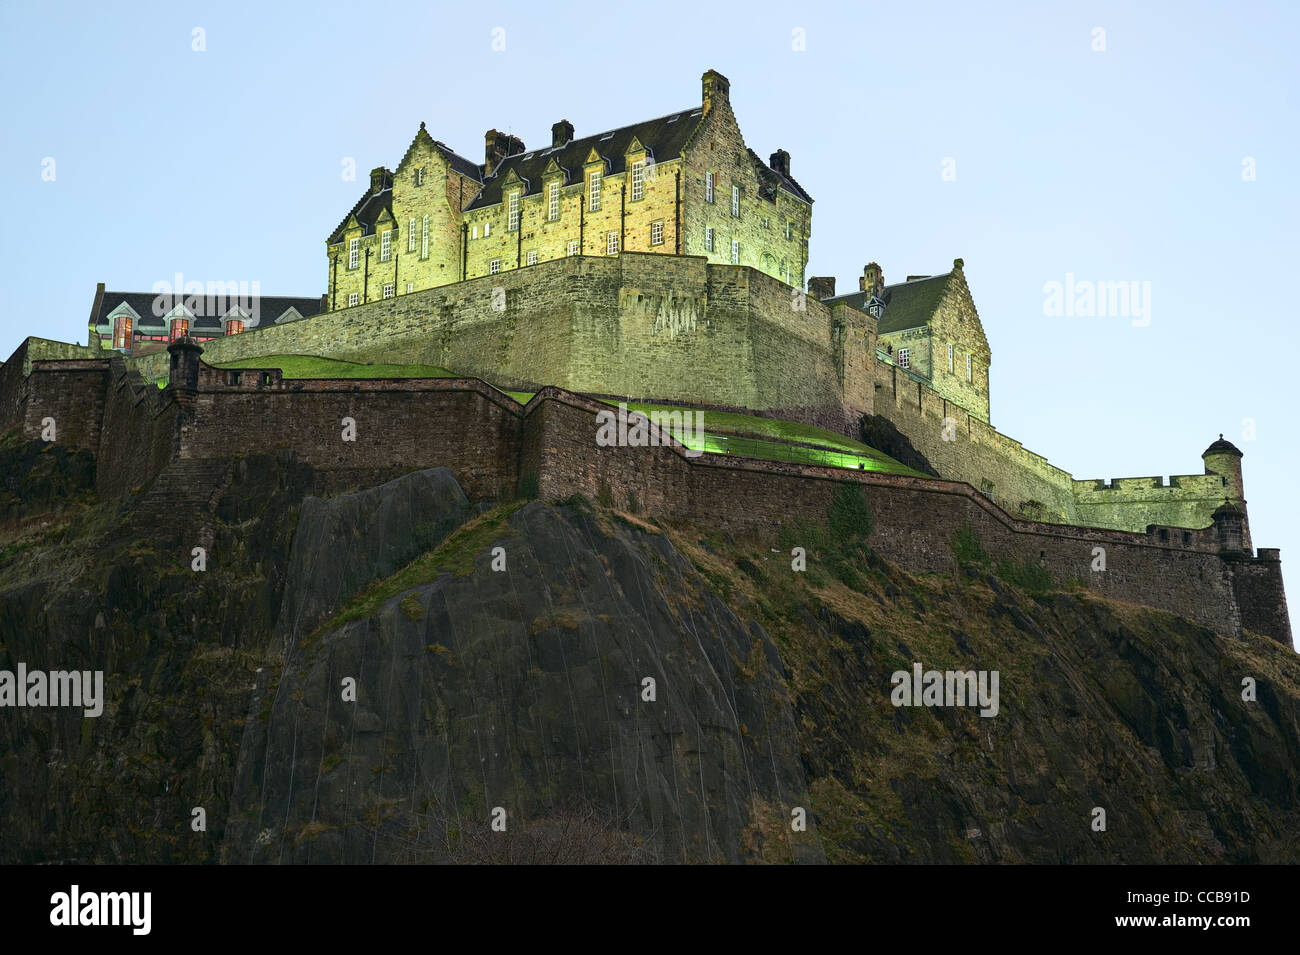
[2,1,1297,647]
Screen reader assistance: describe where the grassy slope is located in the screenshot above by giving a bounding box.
[212,354,456,379]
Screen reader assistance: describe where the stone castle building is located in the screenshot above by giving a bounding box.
[324,70,812,309]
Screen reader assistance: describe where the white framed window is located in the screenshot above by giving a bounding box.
[590,170,602,211]
[406,282,414,293]
[730,239,739,264]
[898,348,911,369]
[408,217,417,252]
[415,167,425,186]
[383,283,394,299]
[548,182,560,221]
[704,227,713,251]
[631,161,644,201]
[731,185,739,217]
[567,239,579,256]
[348,237,359,270]
[784,220,792,239]
[348,292,359,307]
[380,229,391,261]
[490,259,501,274]
[526,250,538,266]
[607,232,619,255]
[508,191,520,231]
[484,222,491,237]
[421,215,429,258]
[705,171,714,203]
[966,354,973,382]
[650,220,664,245]
[948,344,954,373]
[472,225,478,239]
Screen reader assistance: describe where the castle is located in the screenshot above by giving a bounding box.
[0,69,1288,647]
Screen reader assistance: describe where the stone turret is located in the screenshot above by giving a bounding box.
[860,262,883,295]
[167,337,203,392]
[1212,499,1248,555]
[1203,434,1244,500]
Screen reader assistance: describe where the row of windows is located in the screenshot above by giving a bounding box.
[898,344,976,383]
[348,216,431,269]
[702,228,742,264]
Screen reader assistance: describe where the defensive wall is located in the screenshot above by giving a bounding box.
[1,337,1290,647]
[116,255,1242,541]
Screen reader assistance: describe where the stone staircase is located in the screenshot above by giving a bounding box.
[129,458,233,545]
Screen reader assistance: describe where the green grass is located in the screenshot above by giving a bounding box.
[213,354,456,379]
[596,400,924,476]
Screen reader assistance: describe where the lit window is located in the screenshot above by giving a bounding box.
[650,220,664,245]
[490,259,501,274]
[567,239,579,256]
[705,171,714,203]
[967,354,973,382]
[590,170,602,211]
[408,218,417,252]
[898,348,911,369]
[421,215,429,258]
[548,182,560,221]
[631,161,644,201]
[948,344,954,373]
[383,283,394,299]
[526,250,538,266]
[731,185,739,217]
[508,192,520,231]
[348,238,359,270]
[169,317,189,341]
[415,167,425,186]
[380,230,391,261]
[348,293,359,307]
[607,232,619,255]
[705,227,713,251]
[730,239,739,264]
[406,282,414,293]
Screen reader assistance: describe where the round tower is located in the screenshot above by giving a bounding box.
[1202,434,1244,501]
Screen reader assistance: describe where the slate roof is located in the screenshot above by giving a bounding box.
[327,170,394,245]
[466,108,704,210]
[824,271,953,334]
[746,148,814,204]
[1204,435,1243,457]
[92,290,322,333]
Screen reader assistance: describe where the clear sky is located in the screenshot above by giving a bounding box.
[2,0,1296,648]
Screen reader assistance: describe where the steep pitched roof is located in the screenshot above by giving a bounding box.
[91,291,322,332]
[746,147,813,204]
[327,170,394,244]
[465,108,703,210]
[825,272,953,334]
[396,122,483,182]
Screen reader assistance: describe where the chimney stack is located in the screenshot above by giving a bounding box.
[860,262,884,295]
[808,276,836,300]
[369,167,387,195]
[552,119,574,147]
[484,129,526,177]
[702,69,731,116]
[769,149,791,178]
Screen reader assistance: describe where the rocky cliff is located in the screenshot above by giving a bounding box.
[0,432,1296,863]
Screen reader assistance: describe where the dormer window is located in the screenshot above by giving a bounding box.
[380,229,391,261]
[548,181,560,221]
[348,238,359,270]
[590,171,602,211]
[631,161,645,201]
[508,191,520,231]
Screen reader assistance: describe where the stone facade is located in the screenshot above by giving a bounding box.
[324,70,811,307]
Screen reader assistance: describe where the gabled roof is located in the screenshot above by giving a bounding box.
[396,122,483,183]
[466,108,703,210]
[91,291,322,332]
[327,170,394,245]
[825,272,953,334]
